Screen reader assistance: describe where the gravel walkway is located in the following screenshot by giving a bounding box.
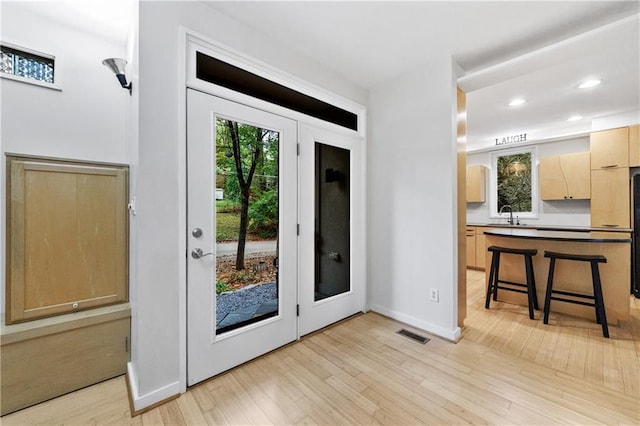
[216,282,277,324]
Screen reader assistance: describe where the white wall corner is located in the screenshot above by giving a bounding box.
[127,363,181,412]
[369,305,462,342]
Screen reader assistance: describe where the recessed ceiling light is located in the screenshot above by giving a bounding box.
[578,79,601,89]
[509,99,526,107]
[567,115,582,122]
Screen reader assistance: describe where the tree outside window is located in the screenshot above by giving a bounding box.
[497,152,532,212]
[491,147,538,219]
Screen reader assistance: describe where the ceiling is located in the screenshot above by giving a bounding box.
[205,1,640,150]
[16,1,639,151]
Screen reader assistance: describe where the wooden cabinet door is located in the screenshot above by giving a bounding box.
[6,157,128,323]
[590,128,629,169]
[563,152,591,199]
[475,229,486,270]
[590,168,630,228]
[466,228,476,268]
[466,165,486,203]
[539,156,566,200]
[539,152,590,200]
[629,125,640,167]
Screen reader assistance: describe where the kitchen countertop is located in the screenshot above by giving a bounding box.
[483,228,632,243]
[467,223,632,233]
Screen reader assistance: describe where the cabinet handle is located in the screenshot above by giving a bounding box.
[601,224,619,227]
[601,164,618,169]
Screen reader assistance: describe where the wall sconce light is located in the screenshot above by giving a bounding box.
[102,58,132,94]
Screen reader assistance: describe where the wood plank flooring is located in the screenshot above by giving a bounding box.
[3,270,639,425]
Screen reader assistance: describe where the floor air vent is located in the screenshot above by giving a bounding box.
[396,329,430,344]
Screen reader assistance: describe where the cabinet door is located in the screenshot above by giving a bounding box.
[475,229,486,270]
[590,128,629,169]
[7,157,129,323]
[562,152,591,199]
[629,125,640,167]
[539,156,566,200]
[466,227,476,268]
[466,165,486,203]
[590,168,630,228]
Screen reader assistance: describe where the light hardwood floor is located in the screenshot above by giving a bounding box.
[3,270,639,425]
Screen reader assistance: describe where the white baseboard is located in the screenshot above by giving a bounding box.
[127,363,181,412]
[369,305,462,342]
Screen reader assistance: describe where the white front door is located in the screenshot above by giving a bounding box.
[187,89,297,385]
[298,123,366,336]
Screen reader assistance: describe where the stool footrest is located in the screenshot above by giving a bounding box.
[495,286,529,295]
[551,289,595,300]
[496,279,528,288]
[549,296,596,308]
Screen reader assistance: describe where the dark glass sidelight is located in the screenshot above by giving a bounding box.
[315,143,350,301]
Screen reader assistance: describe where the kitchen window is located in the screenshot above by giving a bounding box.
[490,147,538,220]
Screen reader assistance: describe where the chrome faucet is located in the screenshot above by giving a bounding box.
[499,205,514,225]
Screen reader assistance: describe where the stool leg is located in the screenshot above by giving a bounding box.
[526,255,539,310]
[590,262,609,338]
[485,252,498,309]
[492,253,501,302]
[543,257,556,325]
[524,255,536,319]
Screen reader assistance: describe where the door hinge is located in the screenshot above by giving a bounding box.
[296,304,300,317]
[297,224,300,235]
[125,336,129,353]
[297,143,300,156]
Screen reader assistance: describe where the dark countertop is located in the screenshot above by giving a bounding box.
[467,223,632,233]
[483,228,632,243]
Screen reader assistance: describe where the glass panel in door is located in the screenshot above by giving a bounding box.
[315,142,350,301]
[215,118,280,334]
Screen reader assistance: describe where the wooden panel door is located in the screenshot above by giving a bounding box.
[465,228,476,268]
[539,156,566,200]
[562,151,591,199]
[475,229,486,270]
[590,167,630,228]
[6,157,128,323]
[629,125,640,167]
[590,127,629,169]
[466,165,486,202]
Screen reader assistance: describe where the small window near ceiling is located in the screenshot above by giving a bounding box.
[491,147,538,219]
[1,42,57,88]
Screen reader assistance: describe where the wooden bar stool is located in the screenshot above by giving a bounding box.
[485,246,539,319]
[543,251,609,338]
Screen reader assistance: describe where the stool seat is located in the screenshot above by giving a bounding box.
[485,246,539,319]
[544,251,606,263]
[543,250,609,338]
[488,246,538,256]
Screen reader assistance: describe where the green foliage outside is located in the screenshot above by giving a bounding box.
[216,280,231,294]
[215,118,279,245]
[248,189,278,239]
[497,153,532,213]
[216,211,241,241]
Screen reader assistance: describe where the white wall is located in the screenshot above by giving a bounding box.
[466,135,591,226]
[367,56,461,341]
[134,0,367,408]
[0,2,128,317]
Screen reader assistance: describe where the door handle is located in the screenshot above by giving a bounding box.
[191,248,214,259]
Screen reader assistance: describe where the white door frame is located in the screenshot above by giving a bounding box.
[177,28,367,393]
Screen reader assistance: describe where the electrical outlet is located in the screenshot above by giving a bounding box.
[429,288,439,302]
